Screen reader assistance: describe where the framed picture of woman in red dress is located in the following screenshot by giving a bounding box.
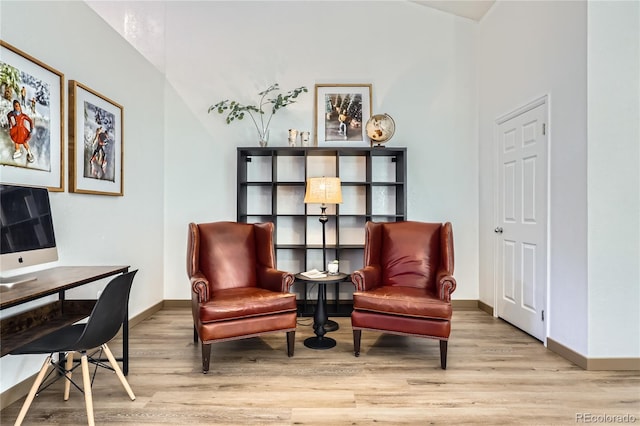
[0,41,64,191]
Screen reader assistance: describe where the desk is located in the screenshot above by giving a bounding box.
[0,266,131,373]
[295,272,349,350]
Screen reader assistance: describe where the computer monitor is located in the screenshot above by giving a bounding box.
[0,184,58,285]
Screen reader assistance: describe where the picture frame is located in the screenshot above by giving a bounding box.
[314,84,372,147]
[0,40,64,191]
[69,80,123,196]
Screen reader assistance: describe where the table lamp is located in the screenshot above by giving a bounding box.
[303,177,343,271]
[304,177,342,333]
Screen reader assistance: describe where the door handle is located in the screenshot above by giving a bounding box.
[494,227,503,234]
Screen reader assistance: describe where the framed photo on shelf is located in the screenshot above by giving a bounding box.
[314,83,372,147]
[69,80,123,196]
[0,41,64,191]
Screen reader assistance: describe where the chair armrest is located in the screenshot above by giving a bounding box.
[190,271,210,303]
[351,265,382,291]
[258,268,295,293]
[436,271,457,302]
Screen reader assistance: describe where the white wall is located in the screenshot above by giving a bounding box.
[587,1,640,358]
[477,1,589,354]
[160,1,480,301]
[0,1,165,393]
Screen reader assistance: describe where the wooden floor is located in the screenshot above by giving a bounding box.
[1,308,638,425]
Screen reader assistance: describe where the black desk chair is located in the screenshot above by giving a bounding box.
[11,270,138,426]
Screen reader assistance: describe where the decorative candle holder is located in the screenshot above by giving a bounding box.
[300,131,311,146]
[288,129,298,147]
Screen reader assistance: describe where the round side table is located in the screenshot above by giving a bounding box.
[295,272,349,350]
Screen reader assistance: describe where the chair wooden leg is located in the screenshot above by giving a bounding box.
[201,343,211,374]
[80,353,95,426]
[102,344,136,400]
[14,355,52,426]
[193,325,198,343]
[286,331,295,357]
[353,329,362,357]
[440,340,448,370]
[64,352,74,401]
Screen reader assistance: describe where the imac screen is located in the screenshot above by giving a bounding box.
[0,184,58,276]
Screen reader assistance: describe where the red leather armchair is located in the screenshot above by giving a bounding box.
[351,221,457,369]
[187,221,297,373]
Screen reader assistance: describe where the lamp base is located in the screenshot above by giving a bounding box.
[324,319,339,332]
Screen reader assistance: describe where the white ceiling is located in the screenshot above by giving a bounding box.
[86,0,495,74]
[412,0,495,21]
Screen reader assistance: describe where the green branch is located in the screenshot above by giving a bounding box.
[209,83,308,137]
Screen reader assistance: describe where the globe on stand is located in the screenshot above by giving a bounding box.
[365,113,396,147]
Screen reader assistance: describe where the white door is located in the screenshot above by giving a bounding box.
[495,97,548,342]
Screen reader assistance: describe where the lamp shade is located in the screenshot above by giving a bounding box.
[303,177,342,204]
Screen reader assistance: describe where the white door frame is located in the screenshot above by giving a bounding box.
[492,94,551,345]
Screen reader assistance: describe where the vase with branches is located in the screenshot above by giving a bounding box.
[209,83,307,146]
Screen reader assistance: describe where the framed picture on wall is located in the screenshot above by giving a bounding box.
[69,80,124,196]
[0,41,64,191]
[314,83,372,147]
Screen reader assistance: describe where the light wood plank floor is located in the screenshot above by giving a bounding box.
[1,308,638,425]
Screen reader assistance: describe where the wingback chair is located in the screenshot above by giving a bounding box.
[351,221,457,369]
[187,221,297,373]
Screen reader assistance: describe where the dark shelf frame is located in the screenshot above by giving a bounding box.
[237,146,407,316]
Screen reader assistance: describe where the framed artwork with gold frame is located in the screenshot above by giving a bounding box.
[0,40,64,191]
[69,80,123,196]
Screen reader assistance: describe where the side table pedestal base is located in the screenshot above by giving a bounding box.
[304,336,336,350]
